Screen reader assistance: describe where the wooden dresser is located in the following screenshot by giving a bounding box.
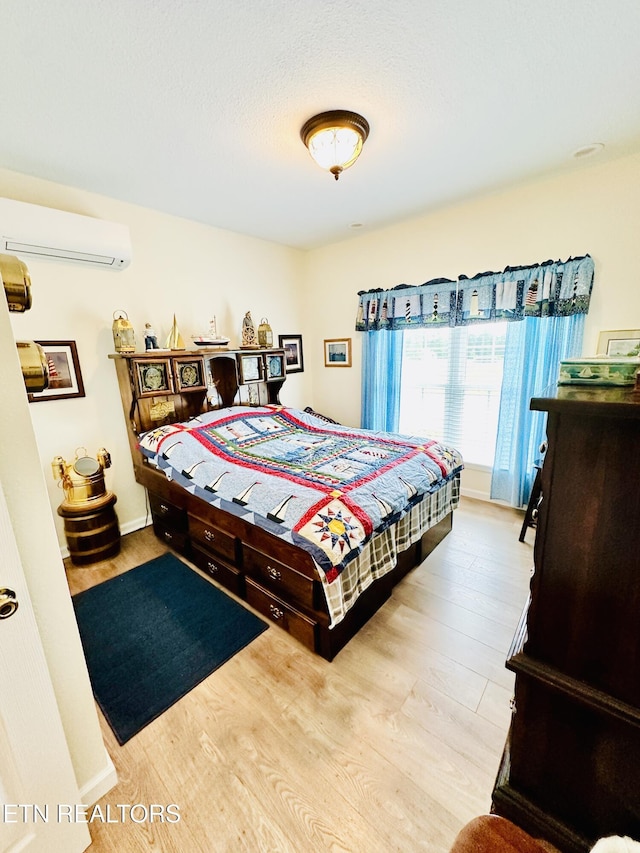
[492,386,640,852]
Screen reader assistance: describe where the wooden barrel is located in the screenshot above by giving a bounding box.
[58,493,121,566]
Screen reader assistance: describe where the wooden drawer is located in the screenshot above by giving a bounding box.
[152,519,189,554]
[191,544,244,598]
[245,577,317,652]
[189,516,238,564]
[242,544,322,611]
[148,491,188,532]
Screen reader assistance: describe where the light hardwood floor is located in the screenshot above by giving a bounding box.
[66,497,534,853]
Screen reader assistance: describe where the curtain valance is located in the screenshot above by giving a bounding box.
[355,255,594,332]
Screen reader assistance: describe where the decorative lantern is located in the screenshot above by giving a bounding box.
[112,310,136,353]
[257,317,273,348]
[51,447,113,507]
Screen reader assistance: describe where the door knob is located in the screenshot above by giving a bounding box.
[0,588,18,619]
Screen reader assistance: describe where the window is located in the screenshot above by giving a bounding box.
[399,322,506,467]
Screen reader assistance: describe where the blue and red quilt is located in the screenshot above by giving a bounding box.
[138,406,463,580]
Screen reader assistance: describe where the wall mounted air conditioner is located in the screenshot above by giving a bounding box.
[0,197,132,269]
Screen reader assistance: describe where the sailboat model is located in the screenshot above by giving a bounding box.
[165,314,185,350]
[191,316,230,348]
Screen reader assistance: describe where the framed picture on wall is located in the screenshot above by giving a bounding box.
[28,340,86,402]
[278,334,304,373]
[597,329,640,357]
[324,338,352,367]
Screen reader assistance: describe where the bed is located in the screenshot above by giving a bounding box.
[110,348,463,659]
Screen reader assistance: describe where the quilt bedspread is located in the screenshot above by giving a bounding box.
[138,406,463,580]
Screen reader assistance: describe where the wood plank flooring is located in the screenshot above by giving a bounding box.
[66,497,533,853]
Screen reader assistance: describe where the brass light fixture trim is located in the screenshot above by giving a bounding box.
[0,253,32,311]
[300,110,370,180]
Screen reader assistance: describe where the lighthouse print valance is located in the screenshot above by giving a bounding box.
[355,255,594,331]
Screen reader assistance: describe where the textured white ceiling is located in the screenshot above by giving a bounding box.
[2,0,640,249]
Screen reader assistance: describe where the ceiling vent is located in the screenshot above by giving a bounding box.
[0,197,132,269]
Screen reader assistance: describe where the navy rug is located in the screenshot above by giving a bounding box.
[72,553,267,744]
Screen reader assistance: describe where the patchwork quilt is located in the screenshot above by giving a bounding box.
[138,406,463,581]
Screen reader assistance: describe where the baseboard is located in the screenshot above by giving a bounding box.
[120,515,151,536]
[59,515,150,559]
[459,485,490,502]
[80,748,118,805]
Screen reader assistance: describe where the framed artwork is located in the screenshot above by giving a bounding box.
[324,338,352,368]
[597,329,640,357]
[238,353,262,384]
[28,340,85,402]
[265,352,285,381]
[134,358,173,397]
[278,334,304,374]
[173,357,206,392]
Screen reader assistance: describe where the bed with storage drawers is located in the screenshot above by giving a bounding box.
[110,347,462,659]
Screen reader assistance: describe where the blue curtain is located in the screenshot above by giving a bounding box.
[361,329,404,432]
[490,313,585,507]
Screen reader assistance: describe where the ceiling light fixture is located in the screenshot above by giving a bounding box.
[300,110,370,181]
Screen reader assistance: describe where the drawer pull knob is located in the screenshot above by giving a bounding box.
[267,566,282,581]
[159,503,169,513]
[207,561,218,574]
[269,604,284,620]
[163,531,173,541]
[204,529,215,542]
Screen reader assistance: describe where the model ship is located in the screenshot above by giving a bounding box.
[191,317,230,348]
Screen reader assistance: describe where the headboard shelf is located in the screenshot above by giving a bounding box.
[109,347,287,454]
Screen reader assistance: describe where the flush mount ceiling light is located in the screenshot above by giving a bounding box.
[300,110,370,181]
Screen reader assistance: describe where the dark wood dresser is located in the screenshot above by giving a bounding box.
[492,385,640,852]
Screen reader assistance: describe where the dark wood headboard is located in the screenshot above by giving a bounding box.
[109,347,287,468]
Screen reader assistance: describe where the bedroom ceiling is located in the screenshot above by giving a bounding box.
[2,0,640,251]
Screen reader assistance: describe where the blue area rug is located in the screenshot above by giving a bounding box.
[72,553,267,744]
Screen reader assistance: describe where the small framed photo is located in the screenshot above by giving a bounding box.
[324,338,352,368]
[597,329,640,357]
[278,334,304,374]
[28,340,85,402]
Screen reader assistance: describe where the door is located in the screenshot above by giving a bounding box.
[0,478,91,853]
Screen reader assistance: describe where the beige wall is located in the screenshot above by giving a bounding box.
[306,151,640,496]
[2,168,308,544]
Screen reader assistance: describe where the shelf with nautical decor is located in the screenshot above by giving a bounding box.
[109,347,287,451]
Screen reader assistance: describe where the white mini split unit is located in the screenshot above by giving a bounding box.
[0,197,132,269]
